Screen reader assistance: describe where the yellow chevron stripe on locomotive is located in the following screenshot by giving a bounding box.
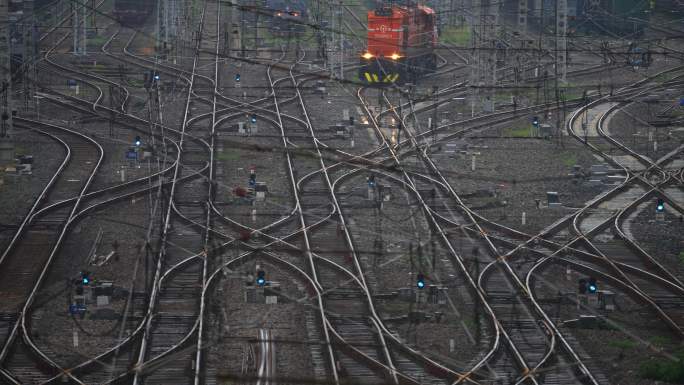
[362,72,400,84]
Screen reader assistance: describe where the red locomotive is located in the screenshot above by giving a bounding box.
[360,2,437,85]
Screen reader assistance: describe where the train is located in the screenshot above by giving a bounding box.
[264,0,308,34]
[503,0,651,37]
[359,2,438,86]
[113,0,155,27]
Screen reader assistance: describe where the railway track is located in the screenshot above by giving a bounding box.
[0,1,681,383]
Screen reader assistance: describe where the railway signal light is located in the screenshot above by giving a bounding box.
[532,116,539,127]
[256,270,266,286]
[656,198,665,213]
[80,271,91,285]
[367,174,376,188]
[587,277,597,294]
[416,273,425,289]
[134,136,142,147]
[250,114,257,124]
[235,73,241,82]
[249,171,256,187]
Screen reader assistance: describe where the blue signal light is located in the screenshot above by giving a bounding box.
[80,271,91,285]
[416,273,425,289]
[256,270,266,286]
[250,114,257,124]
[587,277,597,294]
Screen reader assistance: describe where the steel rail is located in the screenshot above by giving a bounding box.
[265,47,341,385]
[131,3,208,384]
[379,89,549,384]
[0,118,104,384]
[287,50,405,384]
[194,2,222,383]
[356,87,505,384]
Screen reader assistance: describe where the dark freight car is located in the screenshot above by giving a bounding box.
[264,0,308,34]
[114,0,155,27]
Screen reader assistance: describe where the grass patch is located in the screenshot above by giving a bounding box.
[558,84,586,101]
[440,25,471,47]
[679,251,684,264]
[216,149,241,162]
[650,335,672,348]
[504,126,532,138]
[261,28,314,48]
[608,339,638,350]
[126,79,144,88]
[88,35,109,47]
[639,350,684,383]
[380,301,410,316]
[559,151,577,167]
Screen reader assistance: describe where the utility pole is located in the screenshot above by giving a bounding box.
[254,4,259,57]
[535,0,544,104]
[468,0,481,117]
[21,0,36,109]
[72,0,86,55]
[0,0,14,163]
[240,1,245,57]
[338,1,343,79]
[518,0,527,34]
[556,0,567,83]
[73,0,79,55]
[81,0,87,55]
[156,0,166,53]
[432,85,438,143]
[329,1,335,78]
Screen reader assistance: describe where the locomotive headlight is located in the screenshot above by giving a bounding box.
[276,12,282,16]
[390,53,402,60]
[362,52,374,60]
